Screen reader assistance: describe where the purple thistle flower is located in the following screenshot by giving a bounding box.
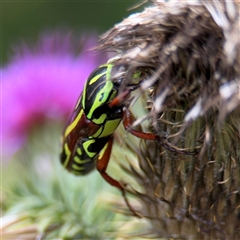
[1,31,107,156]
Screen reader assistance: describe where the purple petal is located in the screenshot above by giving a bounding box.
[1,31,107,156]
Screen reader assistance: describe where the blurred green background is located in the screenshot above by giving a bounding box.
[2,0,139,64]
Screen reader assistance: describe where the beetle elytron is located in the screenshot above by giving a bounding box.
[60,63,195,217]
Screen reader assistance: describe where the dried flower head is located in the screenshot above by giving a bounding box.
[96,0,240,239]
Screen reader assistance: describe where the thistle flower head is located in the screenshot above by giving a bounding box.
[96,0,240,238]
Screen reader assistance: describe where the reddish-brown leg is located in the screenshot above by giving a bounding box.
[122,107,156,140]
[109,92,195,154]
[122,107,197,155]
[96,137,141,217]
[108,90,130,108]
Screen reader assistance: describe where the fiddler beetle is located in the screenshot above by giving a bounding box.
[60,63,195,217]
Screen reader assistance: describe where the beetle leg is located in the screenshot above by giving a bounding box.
[96,137,141,217]
[108,90,130,108]
[122,107,197,155]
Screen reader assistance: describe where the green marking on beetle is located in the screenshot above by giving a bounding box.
[73,155,91,165]
[109,90,117,102]
[83,139,96,158]
[92,125,103,138]
[72,170,83,175]
[72,163,85,171]
[88,63,112,86]
[92,113,107,125]
[105,64,113,81]
[76,148,82,156]
[98,118,121,138]
[89,72,106,85]
[63,143,71,168]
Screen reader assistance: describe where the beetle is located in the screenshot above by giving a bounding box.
[60,63,143,216]
[60,63,196,217]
